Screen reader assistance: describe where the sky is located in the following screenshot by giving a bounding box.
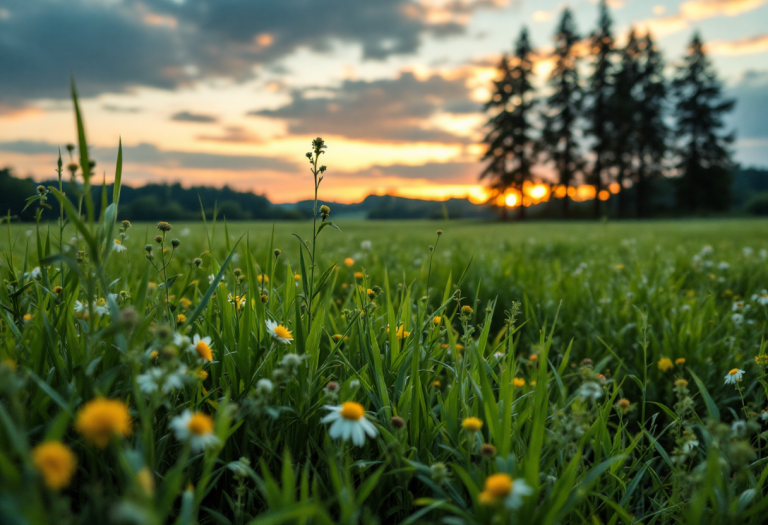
[1,0,767,204]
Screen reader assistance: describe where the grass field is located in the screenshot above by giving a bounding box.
[2,213,768,524]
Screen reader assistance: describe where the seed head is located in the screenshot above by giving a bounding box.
[37,185,47,195]
[118,307,140,331]
[67,162,79,174]
[273,248,281,258]
[436,230,443,236]
[171,238,180,249]
[391,416,406,429]
[233,268,242,277]
[193,258,202,267]
[320,205,330,220]
[122,220,132,229]
[145,244,153,253]
[260,294,269,303]
[155,235,163,244]
[66,144,75,154]
[480,444,497,458]
[325,381,339,392]
[156,221,172,233]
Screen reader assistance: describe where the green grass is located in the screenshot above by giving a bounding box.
[2,86,768,524]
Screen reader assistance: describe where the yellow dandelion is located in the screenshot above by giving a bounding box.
[433,316,442,325]
[353,271,363,279]
[675,358,686,366]
[484,473,512,498]
[344,257,354,267]
[32,442,77,490]
[513,377,525,388]
[462,417,483,432]
[74,398,132,448]
[657,357,674,372]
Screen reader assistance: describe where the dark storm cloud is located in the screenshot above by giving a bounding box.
[0,140,298,172]
[727,69,768,140]
[251,72,480,143]
[171,111,219,123]
[0,0,500,107]
[0,0,184,105]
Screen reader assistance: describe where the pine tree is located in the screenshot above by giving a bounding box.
[481,27,537,220]
[608,28,641,218]
[635,33,668,218]
[585,0,615,218]
[540,8,583,217]
[672,33,735,212]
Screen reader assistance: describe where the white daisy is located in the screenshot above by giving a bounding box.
[94,298,109,316]
[504,478,533,510]
[190,334,214,361]
[724,368,744,385]
[731,313,744,325]
[717,261,730,271]
[681,440,699,454]
[579,382,603,402]
[169,410,220,452]
[266,319,293,344]
[137,368,164,394]
[74,300,87,315]
[360,240,372,250]
[321,402,378,446]
[112,239,127,253]
[743,247,754,257]
[752,290,768,306]
[25,266,42,280]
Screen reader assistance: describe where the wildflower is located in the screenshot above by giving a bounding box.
[344,257,354,267]
[615,399,631,413]
[169,410,219,452]
[156,221,172,233]
[74,398,132,448]
[332,334,342,342]
[433,380,441,387]
[320,205,330,220]
[137,365,187,395]
[228,294,246,310]
[481,444,497,458]
[394,325,410,339]
[513,377,525,388]
[208,274,225,285]
[430,463,449,484]
[32,442,77,490]
[361,240,372,250]
[657,357,674,372]
[23,313,33,323]
[732,420,747,436]
[724,368,744,385]
[354,271,363,279]
[257,275,269,284]
[755,355,768,366]
[614,264,624,270]
[196,370,208,380]
[25,266,42,280]
[256,379,274,396]
[433,316,442,325]
[294,273,301,281]
[480,473,532,509]
[462,417,483,432]
[191,334,214,361]
[322,402,378,446]
[731,313,744,325]
[179,297,192,309]
[675,358,686,366]
[752,290,768,306]
[266,319,293,344]
[113,239,127,253]
[579,382,603,402]
[461,305,473,315]
[176,314,186,326]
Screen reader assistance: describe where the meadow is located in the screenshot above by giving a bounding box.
[2,99,768,525]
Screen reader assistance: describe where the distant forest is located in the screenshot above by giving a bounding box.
[2,166,767,222]
[481,0,747,220]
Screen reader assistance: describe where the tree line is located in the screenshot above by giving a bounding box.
[481,0,736,220]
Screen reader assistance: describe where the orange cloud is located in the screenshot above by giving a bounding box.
[706,33,768,55]
[637,0,767,38]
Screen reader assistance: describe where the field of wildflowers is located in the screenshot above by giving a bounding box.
[2,89,768,525]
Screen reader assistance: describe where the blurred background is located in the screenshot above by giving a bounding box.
[1,0,767,220]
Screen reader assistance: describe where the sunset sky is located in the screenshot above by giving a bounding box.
[1,0,767,204]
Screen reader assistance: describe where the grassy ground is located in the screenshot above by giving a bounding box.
[2,214,768,524]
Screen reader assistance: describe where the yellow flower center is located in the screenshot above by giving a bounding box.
[187,413,214,436]
[729,368,739,375]
[273,325,293,340]
[340,402,365,421]
[484,473,513,498]
[196,341,213,361]
[114,239,122,245]
[462,417,483,432]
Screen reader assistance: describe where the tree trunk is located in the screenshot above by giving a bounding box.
[593,157,603,219]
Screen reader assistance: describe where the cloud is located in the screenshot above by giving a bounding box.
[706,33,768,55]
[251,71,478,144]
[680,0,766,20]
[103,104,143,114]
[532,10,553,22]
[636,0,767,38]
[343,161,478,182]
[171,111,219,123]
[196,126,262,144]
[0,0,508,108]
[0,140,298,172]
